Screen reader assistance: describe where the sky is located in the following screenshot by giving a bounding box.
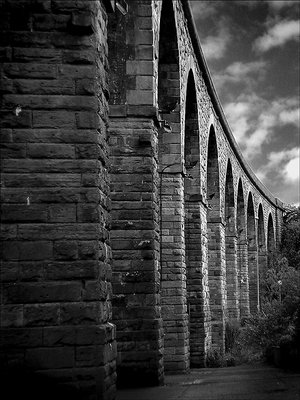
[190,0,300,206]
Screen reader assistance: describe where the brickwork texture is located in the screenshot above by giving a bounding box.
[0,0,285,397]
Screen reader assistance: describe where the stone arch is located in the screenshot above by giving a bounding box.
[158,0,180,168]
[206,126,226,352]
[225,160,239,320]
[184,71,201,194]
[206,126,220,219]
[257,204,267,306]
[267,213,276,256]
[158,0,189,373]
[184,70,206,367]
[247,192,259,314]
[236,179,249,319]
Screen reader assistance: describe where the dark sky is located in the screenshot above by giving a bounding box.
[190,0,300,206]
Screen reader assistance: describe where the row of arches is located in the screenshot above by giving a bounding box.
[158,0,277,367]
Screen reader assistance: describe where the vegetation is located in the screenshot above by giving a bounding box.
[281,207,300,270]
[236,207,300,368]
[216,207,300,369]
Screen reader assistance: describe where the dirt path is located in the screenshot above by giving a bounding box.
[117,364,300,400]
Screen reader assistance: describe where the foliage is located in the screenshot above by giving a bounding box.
[227,211,300,366]
[207,211,300,367]
[225,320,240,353]
[237,210,300,365]
[206,349,225,368]
[281,208,300,270]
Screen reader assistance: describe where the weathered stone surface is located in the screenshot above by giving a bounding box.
[0,1,116,399]
[0,0,284,397]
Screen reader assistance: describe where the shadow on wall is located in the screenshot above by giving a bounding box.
[1,367,83,400]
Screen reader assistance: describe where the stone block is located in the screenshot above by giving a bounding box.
[48,204,76,222]
[1,204,48,222]
[24,304,60,327]
[126,61,153,75]
[3,63,57,79]
[60,302,100,325]
[13,48,61,64]
[1,305,24,327]
[0,110,32,128]
[0,327,43,348]
[27,143,76,159]
[44,261,98,280]
[2,282,82,304]
[53,241,78,260]
[33,111,76,128]
[26,347,75,369]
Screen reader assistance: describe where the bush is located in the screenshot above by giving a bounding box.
[225,320,240,353]
[206,349,225,368]
[239,253,300,367]
[281,208,300,270]
[222,208,300,368]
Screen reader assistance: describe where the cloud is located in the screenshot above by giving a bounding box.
[224,95,300,159]
[256,148,300,204]
[190,1,218,21]
[279,109,300,127]
[256,147,299,183]
[253,19,300,52]
[267,1,298,11]
[283,156,299,182]
[213,60,267,90]
[201,24,231,60]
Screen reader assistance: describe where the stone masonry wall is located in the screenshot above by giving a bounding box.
[108,1,164,387]
[0,0,284,393]
[0,1,116,399]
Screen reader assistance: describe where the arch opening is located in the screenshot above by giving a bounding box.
[158,1,189,373]
[206,126,225,352]
[184,71,206,367]
[158,0,180,115]
[236,180,249,319]
[247,193,259,314]
[257,204,267,307]
[225,161,239,320]
[267,214,276,267]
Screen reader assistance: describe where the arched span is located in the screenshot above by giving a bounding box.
[206,126,226,352]
[257,204,267,307]
[206,126,220,217]
[184,70,205,367]
[225,160,239,320]
[267,213,276,253]
[157,0,181,170]
[184,71,200,194]
[247,192,259,314]
[159,0,189,374]
[236,179,249,319]
[158,0,180,115]
[257,204,266,252]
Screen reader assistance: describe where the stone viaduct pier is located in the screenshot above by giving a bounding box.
[0,1,284,399]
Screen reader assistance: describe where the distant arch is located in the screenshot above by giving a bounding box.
[206,126,220,218]
[158,0,180,116]
[257,204,267,307]
[157,0,181,169]
[206,126,225,351]
[184,71,200,195]
[184,70,205,367]
[247,192,258,314]
[225,160,239,320]
[267,213,276,254]
[158,0,188,373]
[257,205,266,252]
[236,179,249,319]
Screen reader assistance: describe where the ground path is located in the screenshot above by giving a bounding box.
[117,364,300,400]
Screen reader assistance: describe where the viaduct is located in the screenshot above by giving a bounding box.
[0,1,284,399]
